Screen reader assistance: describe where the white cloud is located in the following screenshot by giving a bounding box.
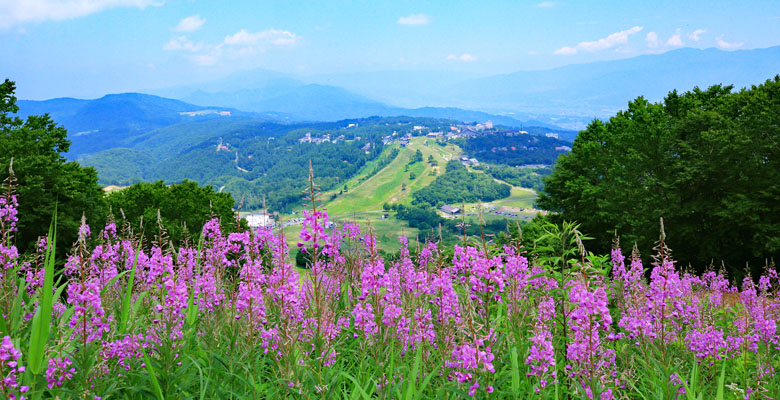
[688,29,706,42]
[165,27,300,66]
[397,13,430,25]
[163,36,203,52]
[645,32,659,48]
[223,28,298,46]
[535,1,556,7]
[579,26,643,52]
[527,50,538,55]
[0,0,161,29]
[666,30,683,47]
[446,53,476,62]
[172,14,205,32]
[715,35,743,50]
[553,46,578,55]
[555,26,643,55]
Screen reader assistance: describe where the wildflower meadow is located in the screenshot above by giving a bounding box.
[1,167,779,400]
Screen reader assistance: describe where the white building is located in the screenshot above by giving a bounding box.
[245,214,275,228]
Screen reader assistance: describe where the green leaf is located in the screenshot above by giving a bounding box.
[715,362,726,400]
[28,207,57,375]
[100,269,132,297]
[404,346,422,400]
[141,345,165,400]
[511,347,520,393]
[119,234,143,334]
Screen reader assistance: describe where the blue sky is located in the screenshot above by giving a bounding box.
[1,0,779,99]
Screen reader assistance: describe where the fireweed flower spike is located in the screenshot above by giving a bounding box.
[0,336,29,399]
[0,166,778,398]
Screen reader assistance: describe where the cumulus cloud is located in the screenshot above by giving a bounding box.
[553,46,578,55]
[397,13,430,25]
[0,0,161,29]
[164,27,300,66]
[172,14,205,32]
[446,53,476,62]
[223,28,298,46]
[688,29,706,42]
[535,1,556,7]
[554,26,643,55]
[645,32,660,48]
[715,35,743,50]
[163,36,203,52]
[666,30,683,47]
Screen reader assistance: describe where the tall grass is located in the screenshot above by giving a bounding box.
[0,171,777,399]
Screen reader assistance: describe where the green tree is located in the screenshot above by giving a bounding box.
[538,77,780,274]
[0,79,106,255]
[105,180,238,245]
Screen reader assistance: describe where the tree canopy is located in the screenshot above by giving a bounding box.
[105,180,238,245]
[0,79,105,255]
[412,160,511,206]
[538,76,780,274]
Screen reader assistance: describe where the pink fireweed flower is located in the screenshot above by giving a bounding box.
[430,269,461,325]
[0,336,29,399]
[67,280,110,344]
[0,194,19,234]
[299,209,328,251]
[611,248,626,282]
[526,297,556,389]
[566,281,618,391]
[46,357,75,389]
[685,326,728,362]
[101,333,149,371]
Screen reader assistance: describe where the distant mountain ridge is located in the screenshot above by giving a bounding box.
[16,92,576,160]
[442,46,780,117]
[15,45,777,155]
[15,93,270,157]
[154,45,779,130]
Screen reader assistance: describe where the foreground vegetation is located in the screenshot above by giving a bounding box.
[1,167,778,399]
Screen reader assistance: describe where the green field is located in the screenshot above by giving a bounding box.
[447,186,538,214]
[273,138,544,252]
[279,211,422,252]
[325,137,460,216]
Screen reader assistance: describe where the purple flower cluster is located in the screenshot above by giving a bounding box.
[0,336,28,400]
[2,187,779,398]
[46,356,75,389]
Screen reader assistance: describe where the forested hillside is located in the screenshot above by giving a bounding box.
[412,160,511,206]
[540,76,780,273]
[456,133,570,166]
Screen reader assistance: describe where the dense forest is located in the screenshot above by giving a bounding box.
[105,180,238,245]
[539,76,780,275]
[412,160,511,206]
[456,133,570,166]
[476,163,550,192]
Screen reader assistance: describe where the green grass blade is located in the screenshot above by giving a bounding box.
[141,345,165,400]
[715,362,726,400]
[27,207,57,375]
[404,346,422,400]
[100,269,131,297]
[119,234,143,334]
[511,347,520,393]
[338,372,372,400]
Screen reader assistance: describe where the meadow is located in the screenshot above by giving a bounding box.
[1,174,779,400]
